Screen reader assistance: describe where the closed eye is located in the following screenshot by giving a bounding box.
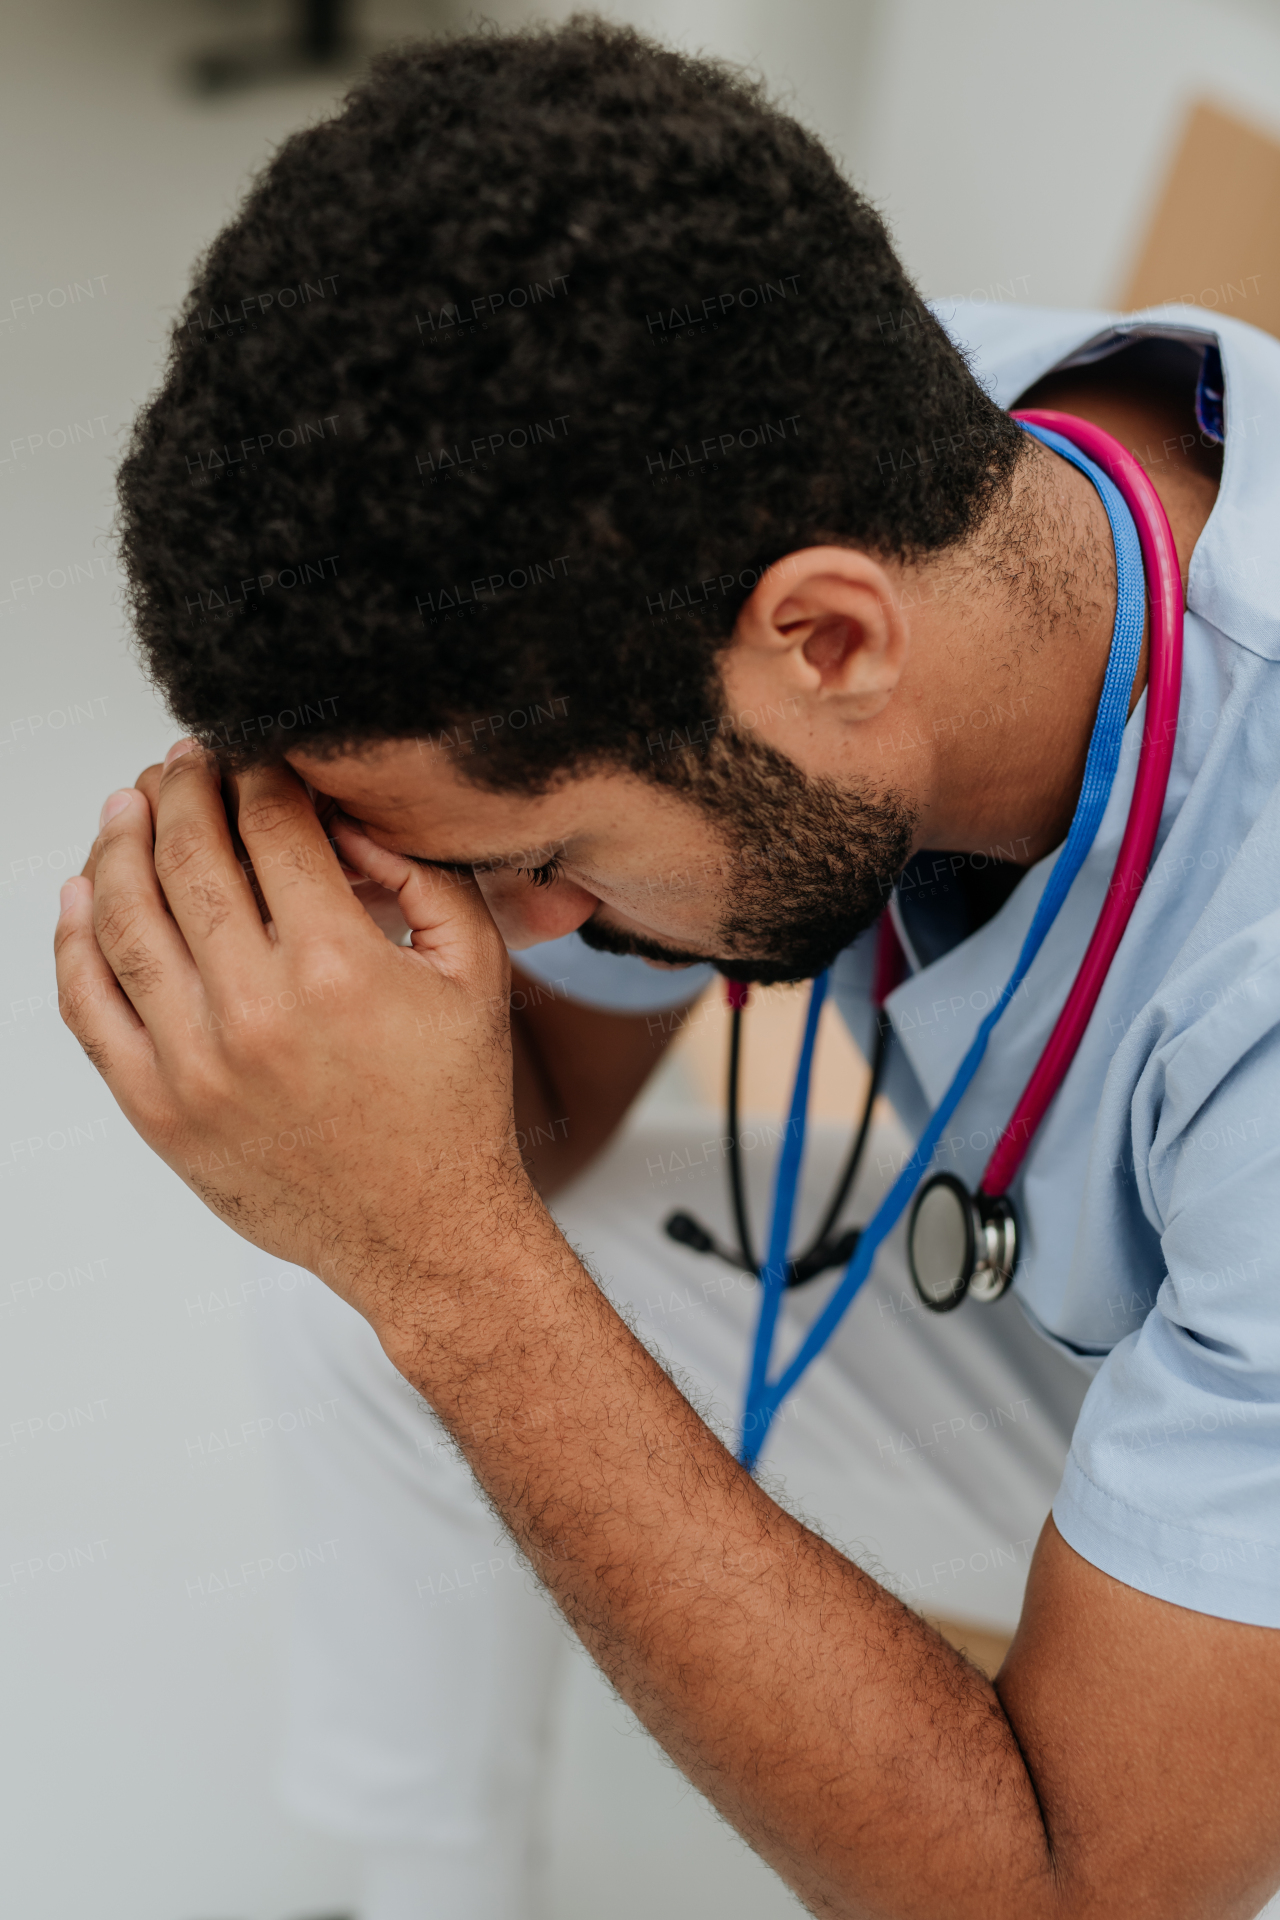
[517,857,562,888]
[397,847,567,885]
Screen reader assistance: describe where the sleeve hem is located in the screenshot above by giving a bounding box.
[1052,1454,1280,1628]
[511,935,715,1013]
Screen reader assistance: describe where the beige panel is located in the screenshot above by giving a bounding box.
[1120,99,1280,337]
[671,979,873,1124]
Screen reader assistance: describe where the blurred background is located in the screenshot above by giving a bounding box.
[4,1,1280,1915]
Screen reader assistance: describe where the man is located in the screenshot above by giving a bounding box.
[58,20,1280,1919]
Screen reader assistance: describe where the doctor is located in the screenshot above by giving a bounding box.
[60,21,1280,1920]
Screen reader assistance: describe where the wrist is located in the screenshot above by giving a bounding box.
[370,1179,579,1401]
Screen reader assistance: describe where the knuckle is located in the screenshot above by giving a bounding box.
[238,795,305,840]
[94,889,147,953]
[170,1054,223,1115]
[154,821,219,886]
[91,893,163,993]
[55,976,90,1030]
[76,1032,112,1075]
[113,941,163,996]
[55,978,111,1074]
[301,938,351,988]
[184,868,232,938]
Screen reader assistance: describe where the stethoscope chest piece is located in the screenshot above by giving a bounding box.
[907,1173,1018,1312]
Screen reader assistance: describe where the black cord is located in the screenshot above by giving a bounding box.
[725,1001,758,1276]
[726,998,891,1285]
[665,994,892,1288]
[792,1012,890,1265]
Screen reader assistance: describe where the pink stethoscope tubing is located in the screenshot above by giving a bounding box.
[980,409,1185,1198]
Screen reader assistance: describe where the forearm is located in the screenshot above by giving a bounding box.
[383,1214,1059,1920]
[508,977,695,1196]
[509,1008,584,1194]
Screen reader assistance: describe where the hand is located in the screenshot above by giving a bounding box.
[55,744,545,1346]
[82,762,415,945]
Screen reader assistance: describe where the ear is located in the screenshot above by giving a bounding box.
[722,544,909,723]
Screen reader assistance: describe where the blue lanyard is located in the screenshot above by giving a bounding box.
[739,422,1147,1469]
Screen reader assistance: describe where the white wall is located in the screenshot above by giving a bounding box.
[515,0,1280,310]
[856,0,1280,307]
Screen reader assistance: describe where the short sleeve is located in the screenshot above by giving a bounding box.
[510,930,716,1013]
[1053,918,1280,1626]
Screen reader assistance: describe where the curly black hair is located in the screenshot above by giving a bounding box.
[117,15,1023,790]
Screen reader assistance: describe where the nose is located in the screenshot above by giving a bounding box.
[475,868,600,949]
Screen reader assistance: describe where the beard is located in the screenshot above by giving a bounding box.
[577,724,917,986]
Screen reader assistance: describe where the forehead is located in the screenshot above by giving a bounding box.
[288,737,548,817]
[284,738,689,859]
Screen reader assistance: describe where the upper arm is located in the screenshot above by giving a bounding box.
[997,1519,1280,1919]
[1053,921,1280,1625]
[1006,922,1280,1912]
[510,962,705,1192]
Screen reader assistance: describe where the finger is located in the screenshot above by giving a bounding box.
[285,785,407,936]
[222,791,274,926]
[312,789,371,885]
[81,764,163,882]
[348,874,412,942]
[227,760,368,941]
[92,787,206,1020]
[330,813,503,979]
[135,762,163,825]
[54,875,151,1082]
[151,743,272,971]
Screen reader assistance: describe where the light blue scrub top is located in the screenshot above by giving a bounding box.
[516,301,1280,1630]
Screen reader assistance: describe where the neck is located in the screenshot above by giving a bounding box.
[899,371,1218,867]
[899,438,1120,865]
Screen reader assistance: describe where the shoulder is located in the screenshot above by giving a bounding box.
[929,299,1116,404]
[936,300,1280,658]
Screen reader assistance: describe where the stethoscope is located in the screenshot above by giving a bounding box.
[664,906,905,1286]
[667,411,1185,1469]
